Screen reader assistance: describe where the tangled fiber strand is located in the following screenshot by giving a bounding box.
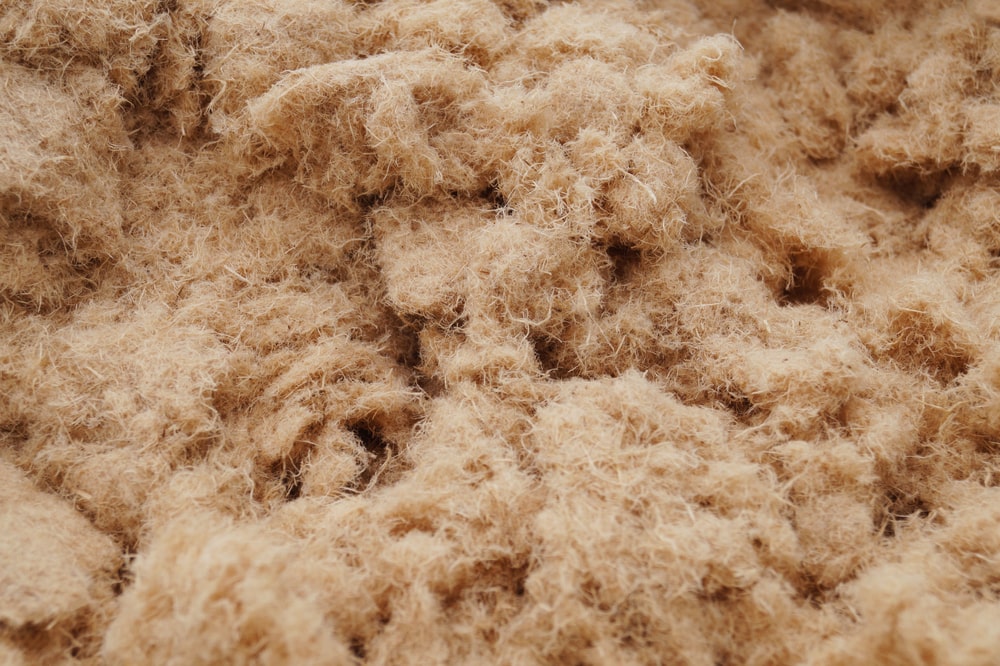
[3,0,1000,663]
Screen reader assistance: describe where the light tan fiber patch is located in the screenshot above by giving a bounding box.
[2,0,1000,663]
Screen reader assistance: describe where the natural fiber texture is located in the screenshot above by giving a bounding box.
[3,0,1000,663]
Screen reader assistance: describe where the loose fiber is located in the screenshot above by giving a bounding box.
[3,0,1000,663]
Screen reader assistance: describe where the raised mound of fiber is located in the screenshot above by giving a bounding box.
[3,0,1000,663]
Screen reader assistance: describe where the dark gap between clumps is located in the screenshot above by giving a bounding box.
[111,546,138,597]
[352,423,389,455]
[271,436,314,502]
[480,182,512,215]
[879,489,932,538]
[0,419,30,451]
[780,255,827,307]
[531,332,579,380]
[718,390,756,420]
[275,456,304,501]
[796,571,832,609]
[606,242,643,285]
[877,167,952,210]
[350,422,394,489]
[283,472,303,501]
[356,187,396,217]
[350,637,367,660]
[393,317,423,370]
[393,312,446,397]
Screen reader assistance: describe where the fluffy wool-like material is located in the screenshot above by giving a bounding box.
[3,0,1000,663]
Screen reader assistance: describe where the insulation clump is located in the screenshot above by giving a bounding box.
[3,0,1000,663]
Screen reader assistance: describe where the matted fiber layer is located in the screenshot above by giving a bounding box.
[3,0,1000,663]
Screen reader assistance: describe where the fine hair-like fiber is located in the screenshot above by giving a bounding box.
[3,0,1000,663]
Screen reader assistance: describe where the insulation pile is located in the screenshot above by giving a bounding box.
[3,0,1000,663]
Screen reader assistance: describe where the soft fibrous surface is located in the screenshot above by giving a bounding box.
[3,0,1000,663]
